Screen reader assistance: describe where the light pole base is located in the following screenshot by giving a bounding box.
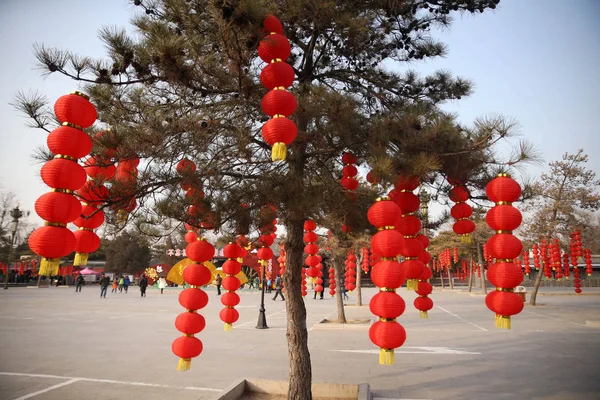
[256,308,268,329]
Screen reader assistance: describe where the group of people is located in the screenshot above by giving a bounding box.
[97,273,155,298]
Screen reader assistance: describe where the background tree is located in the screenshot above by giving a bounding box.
[15,0,536,398]
[104,232,152,274]
[524,149,600,305]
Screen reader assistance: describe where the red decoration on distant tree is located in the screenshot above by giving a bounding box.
[368,197,406,365]
[532,244,540,271]
[584,248,593,277]
[259,15,297,161]
[484,174,524,329]
[523,251,531,277]
[571,231,582,294]
[29,91,96,276]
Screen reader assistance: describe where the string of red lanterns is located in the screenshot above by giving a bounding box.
[562,253,570,279]
[221,242,242,331]
[392,175,424,291]
[523,250,531,277]
[345,251,357,292]
[367,196,406,365]
[449,182,476,243]
[532,243,540,271]
[259,15,297,161]
[584,249,593,276]
[361,247,370,273]
[571,231,582,294]
[484,173,524,329]
[172,158,212,371]
[328,266,336,297]
[29,91,97,276]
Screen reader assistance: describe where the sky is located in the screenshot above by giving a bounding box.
[0,0,599,230]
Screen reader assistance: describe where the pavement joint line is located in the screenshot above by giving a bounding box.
[0,372,222,393]
[435,305,488,331]
[523,310,592,327]
[234,308,287,327]
[11,377,81,400]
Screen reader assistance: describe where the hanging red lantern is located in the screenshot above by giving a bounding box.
[532,244,540,271]
[368,197,406,365]
[221,242,242,331]
[84,157,116,181]
[340,151,359,205]
[414,266,434,318]
[54,91,97,128]
[563,253,570,279]
[176,158,196,175]
[584,249,593,276]
[258,16,296,161]
[449,182,475,243]
[484,173,524,329]
[173,237,213,371]
[366,170,380,185]
[523,251,531,277]
[30,91,96,276]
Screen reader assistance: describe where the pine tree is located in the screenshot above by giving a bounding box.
[14,1,538,397]
[524,150,600,305]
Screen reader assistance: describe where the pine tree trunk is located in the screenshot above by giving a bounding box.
[468,260,474,293]
[356,253,362,306]
[334,257,347,323]
[477,242,487,294]
[529,265,545,306]
[284,217,312,400]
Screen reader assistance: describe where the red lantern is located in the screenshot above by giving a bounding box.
[47,125,92,158]
[35,192,81,224]
[366,171,380,185]
[32,92,96,276]
[261,90,297,117]
[369,321,406,365]
[260,62,295,90]
[172,336,203,370]
[258,34,291,63]
[54,91,97,128]
[484,173,524,329]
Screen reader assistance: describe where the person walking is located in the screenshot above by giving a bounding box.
[266,277,273,294]
[247,276,255,289]
[272,275,285,301]
[100,273,110,298]
[124,276,130,293]
[75,274,84,293]
[215,274,223,295]
[158,277,167,294]
[111,276,118,293]
[139,275,148,297]
[118,275,125,293]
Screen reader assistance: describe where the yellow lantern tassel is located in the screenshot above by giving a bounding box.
[379,348,394,365]
[420,310,428,319]
[39,258,60,276]
[406,279,417,291]
[74,252,89,266]
[236,257,244,263]
[271,142,287,161]
[495,315,511,330]
[177,358,191,371]
[224,323,232,332]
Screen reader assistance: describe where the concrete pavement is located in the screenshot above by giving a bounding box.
[1,285,599,399]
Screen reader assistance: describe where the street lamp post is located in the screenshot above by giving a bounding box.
[4,206,23,290]
[256,261,268,329]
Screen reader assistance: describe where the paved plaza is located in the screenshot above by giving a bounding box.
[1,285,599,400]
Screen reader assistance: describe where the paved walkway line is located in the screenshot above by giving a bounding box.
[12,378,81,400]
[235,308,287,328]
[0,372,221,393]
[523,310,592,328]
[435,306,488,331]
